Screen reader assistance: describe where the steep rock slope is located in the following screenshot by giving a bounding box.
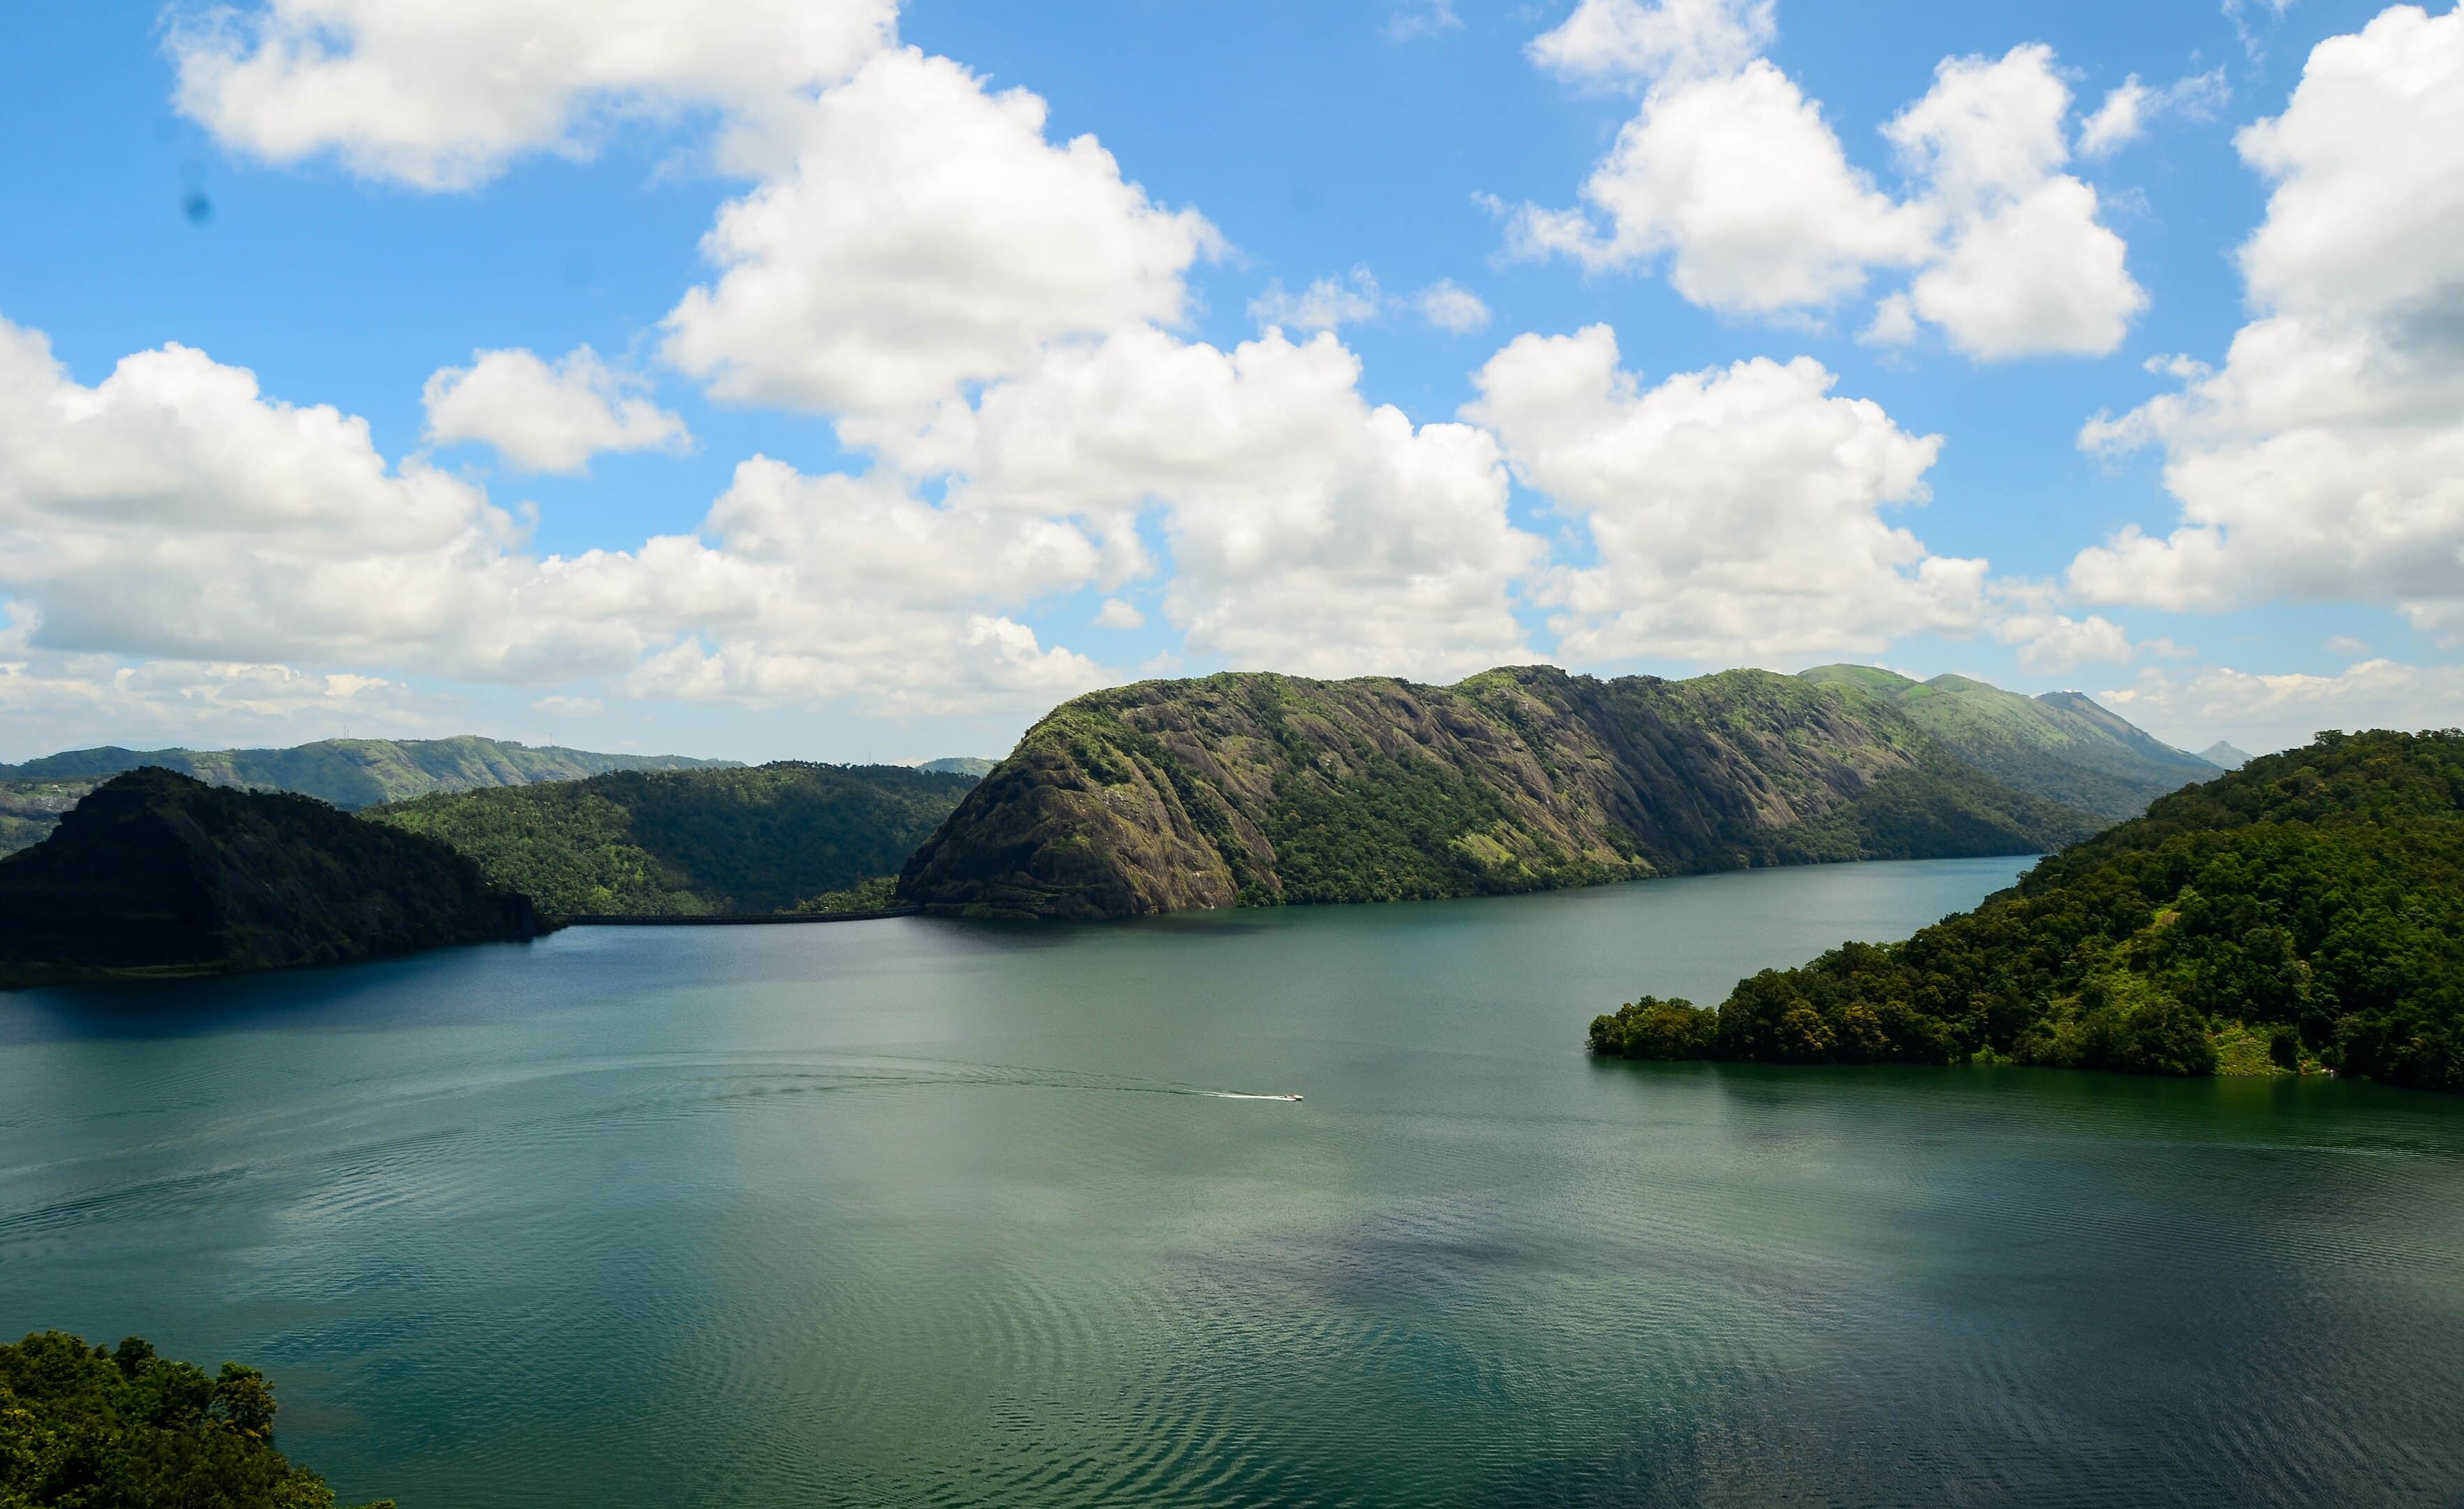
[0,768,543,986]
[898,666,2100,920]
[0,736,737,856]
[1798,666,2217,822]
[371,762,977,916]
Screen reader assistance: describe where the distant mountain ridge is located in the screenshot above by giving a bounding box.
[0,735,735,805]
[0,736,738,857]
[898,665,2120,921]
[0,768,544,986]
[1796,666,2218,822]
[2200,741,2254,769]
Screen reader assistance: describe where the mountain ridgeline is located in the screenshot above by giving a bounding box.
[369,762,980,916]
[0,736,737,858]
[1799,665,2223,824]
[1591,730,2464,1093]
[0,768,544,987]
[895,665,2206,921]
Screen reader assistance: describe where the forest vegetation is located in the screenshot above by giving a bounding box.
[0,1329,389,1508]
[0,768,543,987]
[369,762,976,916]
[897,664,2208,920]
[1590,730,2464,1093]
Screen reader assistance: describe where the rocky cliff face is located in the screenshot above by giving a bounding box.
[0,768,545,985]
[897,666,2103,920]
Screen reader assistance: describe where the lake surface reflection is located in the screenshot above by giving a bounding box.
[4,856,2461,1507]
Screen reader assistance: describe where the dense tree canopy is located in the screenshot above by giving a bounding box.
[0,1331,388,1508]
[1591,731,2464,1093]
[372,761,973,916]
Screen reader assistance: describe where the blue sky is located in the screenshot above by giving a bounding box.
[0,0,2456,762]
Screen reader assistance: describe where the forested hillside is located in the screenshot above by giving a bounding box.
[1590,730,2464,1093]
[900,666,2109,919]
[0,1330,390,1508]
[0,768,543,986]
[372,762,976,916]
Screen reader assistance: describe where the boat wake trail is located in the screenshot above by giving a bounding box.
[1205,1092,1304,1102]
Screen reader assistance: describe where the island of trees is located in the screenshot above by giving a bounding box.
[0,1330,389,1508]
[1590,730,2464,1093]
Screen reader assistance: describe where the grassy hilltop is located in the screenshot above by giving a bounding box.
[1592,729,2464,1093]
[1798,664,2222,823]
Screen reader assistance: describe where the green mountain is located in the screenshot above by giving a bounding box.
[1590,729,2464,1093]
[0,736,737,857]
[370,762,978,917]
[2201,741,2254,769]
[1,1329,390,1509]
[0,768,543,987]
[1797,665,2218,822]
[897,665,2106,920]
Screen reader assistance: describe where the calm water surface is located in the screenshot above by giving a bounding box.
[3,856,2461,1508]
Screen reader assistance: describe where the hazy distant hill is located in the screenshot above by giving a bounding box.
[918,757,1000,777]
[2200,741,2254,769]
[1797,666,2219,823]
[0,736,738,857]
[0,768,543,986]
[371,762,978,916]
[900,665,2104,920]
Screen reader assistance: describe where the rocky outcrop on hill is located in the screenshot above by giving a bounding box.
[897,666,2106,920]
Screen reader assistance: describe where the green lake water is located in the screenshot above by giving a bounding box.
[3,856,2461,1507]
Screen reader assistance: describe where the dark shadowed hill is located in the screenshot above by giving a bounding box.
[1592,729,2464,1093]
[897,666,2105,920]
[370,762,978,916]
[1797,666,2217,822]
[0,768,543,987]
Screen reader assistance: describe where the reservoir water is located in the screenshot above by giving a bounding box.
[4,856,2461,1507]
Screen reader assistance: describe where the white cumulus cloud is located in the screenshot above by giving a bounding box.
[2078,68,2230,158]
[1416,280,1493,333]
[661,47,1217,421]
[1511,23,2143,359]
[1250,268,1384,332]
[168,0,897,190]
[423,347,689,474]
[2069,4,2464,630]
[2101,657,2464,757]
[1527,0,1775,87]
[1466,323,1987,664]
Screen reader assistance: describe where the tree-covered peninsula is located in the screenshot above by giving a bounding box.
[1590,730,2464,1093]
[0,1330,390,1508]
[0,768,543,988]
[895,665,2201,919]
[369,761,976,916]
